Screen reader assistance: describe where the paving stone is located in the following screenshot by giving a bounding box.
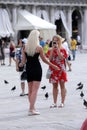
[0,52,87,130]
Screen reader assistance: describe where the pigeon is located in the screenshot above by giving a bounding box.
[80,91,84,98]
[76,84,83,90]
[24,93,28,96]
[45,92,49,99]
[41,85,46,90]
[4,80,9,84]
[77,82,82,86]
[83,99,87,108]
[11,86,16,91]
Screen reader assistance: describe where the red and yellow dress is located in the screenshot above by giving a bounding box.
[47,48,68,83]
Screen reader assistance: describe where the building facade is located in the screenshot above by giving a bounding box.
[0,0,87,48]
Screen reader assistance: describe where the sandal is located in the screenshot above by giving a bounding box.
[28,110,40,116]
[58,103,64,108]
[50,104,57,108]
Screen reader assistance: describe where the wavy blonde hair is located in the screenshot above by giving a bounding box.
[25,30,40,56]
[52,35,62,48]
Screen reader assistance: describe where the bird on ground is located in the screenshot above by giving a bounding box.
[83,99,87,108]
[77,82,82,86]
[41,85,46,90]
[76,84,83,90]
[4,80,9,84]
[80,91,84,98]
[24,93,28,96]
[45,92,49,99]
[11,86,16,91]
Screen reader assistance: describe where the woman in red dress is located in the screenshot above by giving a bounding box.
[47,35,68,108]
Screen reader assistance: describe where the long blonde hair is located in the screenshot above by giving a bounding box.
[52,35,62,48]
[25,30,40,56]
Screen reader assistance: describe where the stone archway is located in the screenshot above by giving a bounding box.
[18,30,30,40]
[72,9,82,40]
[55,19,65,37]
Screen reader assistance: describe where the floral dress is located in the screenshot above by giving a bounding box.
[47,48,68,83]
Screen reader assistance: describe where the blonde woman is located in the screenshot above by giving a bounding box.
[46,35,68,108]
[19,30,58,115]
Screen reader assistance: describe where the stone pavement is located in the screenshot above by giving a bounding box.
[0,51,87,130]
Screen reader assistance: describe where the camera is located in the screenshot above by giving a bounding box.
[53,42,56,45]
[52,42,57,48]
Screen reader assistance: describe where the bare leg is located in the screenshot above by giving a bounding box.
[28,81,40,111]
[66,61,72,71]
[59,80,66,105]
[28,82,33,103]
[21,82,25,94]
[9,57,11,66]
[52,83,58,104]
[13,57,16,62]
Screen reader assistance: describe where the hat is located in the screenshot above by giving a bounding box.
[22,38,27,44]
[61,38,65,43]
[57,35,65,42]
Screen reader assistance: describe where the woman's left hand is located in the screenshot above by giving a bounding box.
[19,62,24,67]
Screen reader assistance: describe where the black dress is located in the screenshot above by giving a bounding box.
[25,52,42,82]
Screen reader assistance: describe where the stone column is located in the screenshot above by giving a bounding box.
[82,8,87,47]
[12,6,18,44]
[67,7,72,40]
[32,6,36,15]
[60,7,72,44]
[12,6,17,28]
[50,6,55,24]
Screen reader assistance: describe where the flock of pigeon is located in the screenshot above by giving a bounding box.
[76,82,87,109]
[41,82,87,108]
[4,80,16,91]
[41,85,49,99]
[4,80,87,108]
[4,79,48,98]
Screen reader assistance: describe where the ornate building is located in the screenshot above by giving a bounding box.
[0,0,87,48]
